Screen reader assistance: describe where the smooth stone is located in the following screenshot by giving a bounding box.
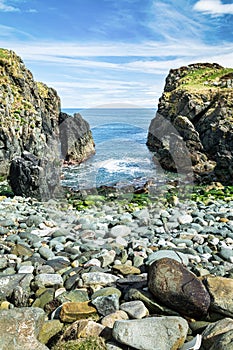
[18,265,34,274]
[91,287,122,300]
[219,247,233,262]
[57,290,89,304]
[178,214,193,225]
[112,316,189,350]
[34,273,63,289]
[0,257,8,269]
[147,250,189,266]
[38,319,63,344]
[0,307,48,350]
[39,246,55,260]
[64,273,80,290]
[132,209,150,224]
[205,276,233,317]
[98,249,116,267]
[120,300,149,319]
[32,289,54,309]
[110,225,131,238]
[45,258,70,273]
[59,301,97,323]
[113,264,141,275]
[106,341,132,350]
[202,318,233,350]
[62,319,105,339]
[82,272,119,286]
[11,243,34,257]
[148,258,210,319]
[101,310,129,328]
[0,300,11,309]
[91,294,120,316]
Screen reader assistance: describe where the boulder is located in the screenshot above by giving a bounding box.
[112,316,189,350]
[148,258,210,319]
[0,307,48,350]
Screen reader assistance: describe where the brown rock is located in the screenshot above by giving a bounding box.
[113,265,141,275]
[101,310,129,328]
[62,319,105,340]
[59,301,97,323]
[148,258,210,319]
[205,276,233,317]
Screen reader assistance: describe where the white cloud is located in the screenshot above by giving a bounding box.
[194,0,233,15]
[0,0,20,12]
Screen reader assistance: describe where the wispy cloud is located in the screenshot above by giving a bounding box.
[193,0,233,16]
[150,1,205,40]
[2,39,233,59]
[0,0,20,12]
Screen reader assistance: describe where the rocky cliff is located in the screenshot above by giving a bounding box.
[147,63,233,184]
[0,48,95,198]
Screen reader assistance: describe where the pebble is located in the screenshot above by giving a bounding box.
[0,194,233,349]
[120,300,149,319]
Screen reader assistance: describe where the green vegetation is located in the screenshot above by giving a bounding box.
[191,185,233,204]
[51,337,106,350]
[178,66,233,91]
[0,48,10,60]
[0,181,14,197]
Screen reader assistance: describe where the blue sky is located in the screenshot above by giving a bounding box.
[0,0,233,108]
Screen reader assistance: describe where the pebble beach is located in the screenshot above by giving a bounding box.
[0,190,233,350]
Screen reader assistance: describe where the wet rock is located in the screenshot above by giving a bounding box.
[148,258,210,319]
[112,316,189,350]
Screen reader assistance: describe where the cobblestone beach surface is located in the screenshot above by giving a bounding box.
[0,193,233,350]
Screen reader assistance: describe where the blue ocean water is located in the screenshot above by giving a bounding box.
[61,108,158,190]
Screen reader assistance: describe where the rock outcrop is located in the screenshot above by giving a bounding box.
[0,48,95,198]
[147,63,233,184]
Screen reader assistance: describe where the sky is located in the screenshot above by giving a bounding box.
[0,0,233,108]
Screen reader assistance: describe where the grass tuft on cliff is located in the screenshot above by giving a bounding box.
[178,66,233,91]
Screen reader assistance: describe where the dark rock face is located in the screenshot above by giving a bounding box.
[147,63,233,184]
[0,48,95,198]
[59,112,95,163]
[9,151,62,201]
[148,258,210,319]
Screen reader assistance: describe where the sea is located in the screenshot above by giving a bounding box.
[61,108,158,191]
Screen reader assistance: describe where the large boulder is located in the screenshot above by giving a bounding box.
[148,258,210,319]
[147,63,233,184]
